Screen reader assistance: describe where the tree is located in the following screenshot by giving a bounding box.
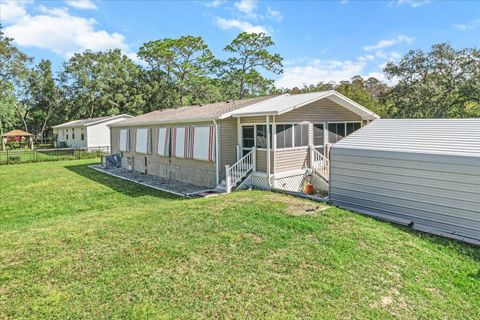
[61,49,145,119]
[28,59,61,140]
[138,36,215,106]
[0,26,31,134]
[223,32,283,99]
[383,43,480,118]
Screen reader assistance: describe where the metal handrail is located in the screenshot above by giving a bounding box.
[312,148,329,181]
[225,148,256,193]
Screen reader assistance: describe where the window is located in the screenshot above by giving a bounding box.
[294,124,309,147]
[328,122,361,143]
[255,125,273,149]
[119,129,129,151]
[135,128,150,154]
[66,134,69,140]
[81,134,84,141]
[191,126,216,161]
[313,124,324,146]
[173,127,190,158]
[72,128,75,139]
[276,124,293,149]
[157,127,170,157]
[242,126,255,148]
[347,122,361,135]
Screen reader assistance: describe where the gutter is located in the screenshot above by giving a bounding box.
[108,117,219,128]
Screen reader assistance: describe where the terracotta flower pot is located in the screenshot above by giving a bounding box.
[304,183,314,194]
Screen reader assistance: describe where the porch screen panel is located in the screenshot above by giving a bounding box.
[157,127,170,157]
[135,128,149,154]
[328,123,345,144]
[192,126,216,161]
[294,124,309,147]
[119,129,128,151]
[346,122,361,135]
[256,125,272,149]
[313,124,324,146]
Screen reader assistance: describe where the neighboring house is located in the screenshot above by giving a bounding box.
[329,119,480,245]
[109,91,379,193]
[53,115,133,150]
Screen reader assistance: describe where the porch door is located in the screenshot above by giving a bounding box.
[313,123,325,155]
[241,125,255,157]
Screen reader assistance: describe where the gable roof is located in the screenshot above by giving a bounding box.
[110,96,273,127]
[333,119,480,158]
[230,90,379,120]
[52,114,132,129]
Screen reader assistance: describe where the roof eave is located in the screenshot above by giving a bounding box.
[108,116,219,128]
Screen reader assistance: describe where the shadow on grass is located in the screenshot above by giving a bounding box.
[65,164,182,200]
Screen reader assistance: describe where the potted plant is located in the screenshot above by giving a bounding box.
[304,171,314,194]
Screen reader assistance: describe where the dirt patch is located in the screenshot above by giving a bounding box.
[264,193,329,216]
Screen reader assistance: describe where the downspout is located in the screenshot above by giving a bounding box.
[266,115,271,187]
[213,119,220,185]
[272,115,276,188]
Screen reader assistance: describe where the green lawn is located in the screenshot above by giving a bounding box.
[0,160,479,319]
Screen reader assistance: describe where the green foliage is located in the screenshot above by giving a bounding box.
[383,43,480,118]
[60,49,145,119]
[138,36,217,106]
[223,32,283,98]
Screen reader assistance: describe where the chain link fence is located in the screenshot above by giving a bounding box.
[0,146,110,165]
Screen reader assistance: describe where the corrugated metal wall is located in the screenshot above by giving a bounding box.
[330,147,480,243]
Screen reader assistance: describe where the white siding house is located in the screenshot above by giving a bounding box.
[329,119,480,245]
[53,115,132,150]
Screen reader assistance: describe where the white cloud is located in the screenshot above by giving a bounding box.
[266,6,283,21]
[65,0,97,10]
[234,0,258,18]
[276,59,367,88]
[453,18,480,31]
[363,35,414,51]
[394,0,431,8]
[203,0,225,8]
[277,35,409,89]
[214,17,268,34]
[0,0,32,21]
[3,4,134,58]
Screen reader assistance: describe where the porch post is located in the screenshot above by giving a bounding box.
[309,144,314,169]
[237,117,241,161]
[225,165,231,193]
[266,115,271,187]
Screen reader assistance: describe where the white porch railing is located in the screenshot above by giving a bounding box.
[311,146,329,181]
[225,148,256,193]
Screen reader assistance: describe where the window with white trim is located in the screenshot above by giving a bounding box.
[328,122,361,143]
[157,127,170,157]
[135,128,149,154]
[313,124,324,146]
[119,129,129,151]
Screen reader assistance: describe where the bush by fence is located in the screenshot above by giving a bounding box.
[0,147,109,165]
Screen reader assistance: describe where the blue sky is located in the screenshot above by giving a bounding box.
[1,0,479,88]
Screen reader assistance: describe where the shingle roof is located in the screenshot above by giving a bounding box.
[52,115,132,129]
[110,96,274,127]
[333,119,480,157]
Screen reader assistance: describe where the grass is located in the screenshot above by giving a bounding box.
[0,159,479,319]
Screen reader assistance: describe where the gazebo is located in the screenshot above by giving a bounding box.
[1,130,34,150]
